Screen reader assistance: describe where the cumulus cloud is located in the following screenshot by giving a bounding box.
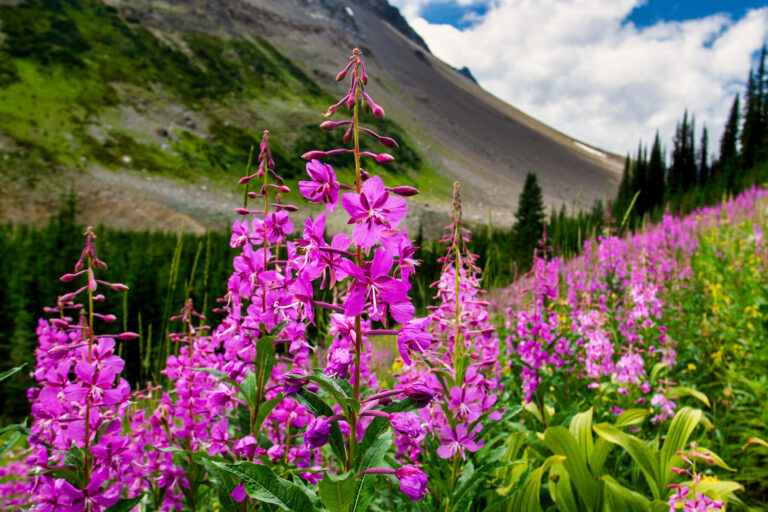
[390,0,768,156]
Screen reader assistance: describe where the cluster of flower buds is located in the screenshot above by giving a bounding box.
[668,443,725,511]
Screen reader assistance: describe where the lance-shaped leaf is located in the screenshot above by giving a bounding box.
[202,459,241,512]
[548,461,579,512]
[319,471,355,512]
[667,387,710,407]
[105,496,145,512]
[212,461,315,512]
[0,364,25,382]
[509,454,566,512]
[350,431,391,512]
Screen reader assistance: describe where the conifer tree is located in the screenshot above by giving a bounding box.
[698,125,709,184]
[647,131,665,208]
[513,171,546,266]
[630,142,648,215]
[741,69,761,169]
[719,94,740,190]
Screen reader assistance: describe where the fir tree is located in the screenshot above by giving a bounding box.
[513,172,546,266]
[647,131,665,208]
[698,125,709,184]
[719,94,740,190]
[741,69,761,169]
[630,142,648,215]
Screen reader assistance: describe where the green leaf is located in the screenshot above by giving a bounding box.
[319,472,355,512]
[691,446,736,472]
[202,459,240,512]
[690,481,743,503]
[649,362,667,385]
[509,455,565,512]
[614,408,652,428]
[659,407,702,489]
[351,431,392,512]
[589,437,613,476]
[356,398,416,470]
[294,389,347,466]
[544,426,599,512]
[602,475,650,512]
[0,364,25,382]
[667,387,710,407]
[213,461,315,512]
[593,423,661,500]
[105,495,144,512]
[254,393,285,435]
[547,461,579,512]
[270,320,289,337]
[255,335,277,392]
[0,421,29,437]
[291,373,354,415]
[569,407,594,463]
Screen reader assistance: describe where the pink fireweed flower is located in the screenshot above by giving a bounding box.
[436,423,482,460]
[264,210,294,243]
[342,248,414,323]
[394,465,428,501]
[389,412,424,438]
[396,317,432,364]
[299,159,340,212]
[341,176,407,248]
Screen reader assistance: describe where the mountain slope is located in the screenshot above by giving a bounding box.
[0,0,622,234]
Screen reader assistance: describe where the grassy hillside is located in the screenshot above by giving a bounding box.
[0,0,436,208]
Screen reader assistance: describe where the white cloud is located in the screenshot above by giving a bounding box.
[390,0,768,157]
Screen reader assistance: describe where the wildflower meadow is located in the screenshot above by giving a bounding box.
[1,48,767,512]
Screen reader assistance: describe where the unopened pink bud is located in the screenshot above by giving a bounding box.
[301,151,326,160]
[375,153,394,164]
[239,176,252,184]
[371,103,384,118]
[117,332,140,341]
[343,126,353,144]
[280,205,298,212]
[320,121,338,131]
[60,273,78,282]
[391,186,419,197]
[111,283,129,292]
[336,70,347,81]
[101,314,117,323]
[235,208,251,215]
[51,318,69,329]
[379,137,399,148]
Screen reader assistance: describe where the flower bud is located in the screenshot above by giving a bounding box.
[320,121,338,131]
[391,186,419,197]
[117,332,140,341]
[301,151,327,160]
[60,273,79,282]
[379,137,399,148]
[375,153,394,164]
[50,318,70,329]
[110,283,129,292]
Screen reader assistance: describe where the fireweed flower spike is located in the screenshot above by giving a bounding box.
[25,227,142,511]
[290,47,428,500]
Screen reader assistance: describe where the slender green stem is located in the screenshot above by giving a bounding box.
[349,58,362,473]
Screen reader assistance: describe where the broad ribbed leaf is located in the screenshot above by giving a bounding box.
[569,408,594,463]
[691,481,743,503]
[214,461,315,512]
[254,393,285,435]
[548,461,579,512]
[593,423,661,500]
[615,409,652,428]
[589,438,613,475]
[668,387,710,407]
[544,426,599,512]
[602,475,650,512]
[509,455,565,512]
[659,407,702,489]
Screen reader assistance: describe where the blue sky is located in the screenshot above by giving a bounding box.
[390,0,768,155]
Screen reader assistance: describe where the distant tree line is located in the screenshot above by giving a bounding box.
[614,45,768,226]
